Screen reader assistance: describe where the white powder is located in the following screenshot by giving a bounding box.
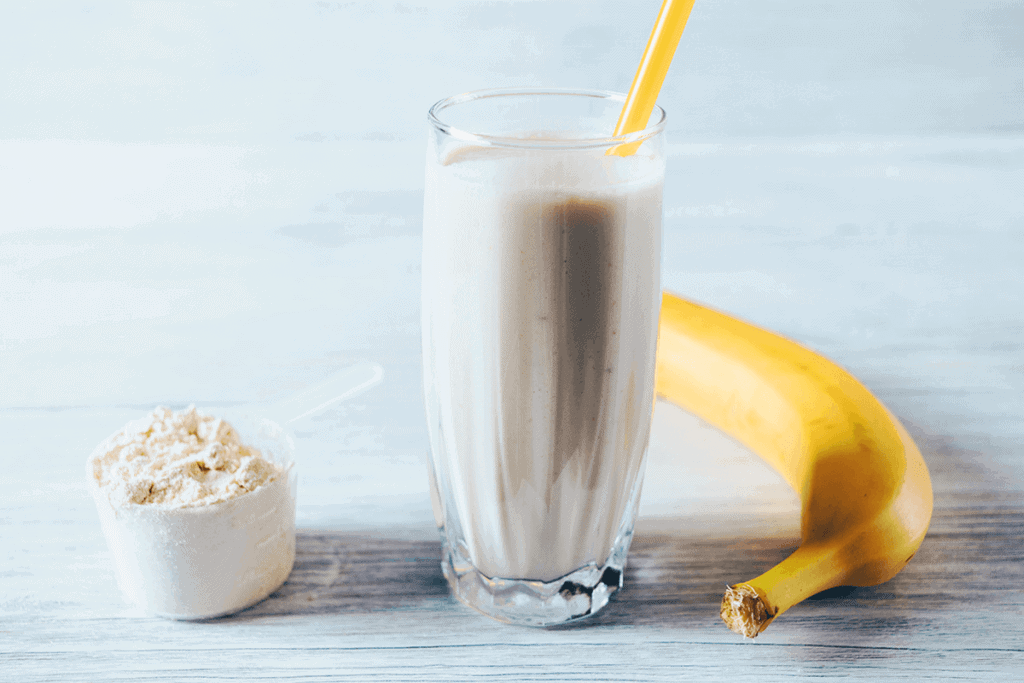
[90,406,282,509]
[87,406,296,619]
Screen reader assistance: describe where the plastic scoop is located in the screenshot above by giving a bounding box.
[608,0,696,156]
[87,361,383,619]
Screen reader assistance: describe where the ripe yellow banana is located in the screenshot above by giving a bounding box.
[654,292,933,638]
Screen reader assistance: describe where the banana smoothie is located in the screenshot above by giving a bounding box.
[421,89,665,625]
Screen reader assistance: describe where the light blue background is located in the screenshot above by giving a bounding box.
[1,1,1022,493]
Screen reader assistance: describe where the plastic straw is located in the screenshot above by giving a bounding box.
[608,0,696,156]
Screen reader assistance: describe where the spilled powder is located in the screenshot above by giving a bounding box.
[91,406,281,508]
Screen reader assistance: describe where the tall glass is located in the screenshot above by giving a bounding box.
[421,89,665,626]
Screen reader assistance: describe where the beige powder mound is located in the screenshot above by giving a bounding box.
[91,406,282,509]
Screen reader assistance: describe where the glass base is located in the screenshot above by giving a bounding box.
[441,529,633,627]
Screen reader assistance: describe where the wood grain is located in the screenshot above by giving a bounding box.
[3,378,1023,681]
[4,487,1022,681]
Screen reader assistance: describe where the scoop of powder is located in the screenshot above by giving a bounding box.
[91,406,282,509]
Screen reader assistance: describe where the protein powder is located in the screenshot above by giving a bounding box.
[88,406,296,619]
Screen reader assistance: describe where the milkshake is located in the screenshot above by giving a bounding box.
[421,89,665,626]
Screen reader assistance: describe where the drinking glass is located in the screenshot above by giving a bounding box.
[421,88,666,626]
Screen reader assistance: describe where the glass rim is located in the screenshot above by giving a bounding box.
[427,87,667,150]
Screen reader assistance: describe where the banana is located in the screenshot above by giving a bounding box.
[654,292,933,638]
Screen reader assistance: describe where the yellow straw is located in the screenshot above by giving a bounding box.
[608,0,696,156]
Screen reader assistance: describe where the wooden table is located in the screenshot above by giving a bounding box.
[2,2,1022,680]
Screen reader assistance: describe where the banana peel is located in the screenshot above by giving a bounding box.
[655,292,933,637]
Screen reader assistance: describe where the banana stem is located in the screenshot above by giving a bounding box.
[720,543,849,637]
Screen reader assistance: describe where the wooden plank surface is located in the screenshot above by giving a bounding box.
[2,401,1022,681]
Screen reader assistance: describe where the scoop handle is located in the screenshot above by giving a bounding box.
[269,361,384,424]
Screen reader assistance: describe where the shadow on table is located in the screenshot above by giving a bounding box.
[592,502,1024,638]
[568,531,799,630]
[227,524,802,628]
[220,526,797,625]
[223,495,1021,632]
[226,530,450,620]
